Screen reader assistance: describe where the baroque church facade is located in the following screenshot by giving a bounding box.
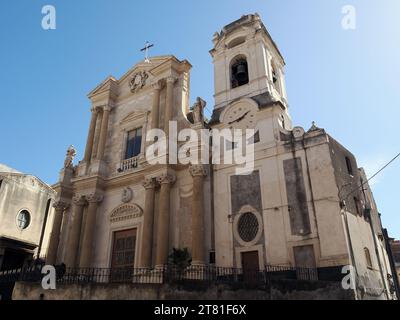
[47,14,395,299]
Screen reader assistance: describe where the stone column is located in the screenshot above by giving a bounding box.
[92,110,103,159]
[79,193,103,269]
[96,105,111,160]
[140,178,156,268]
[164,77,176,136]
[46,201,69,265]
[155,173,176,268]
[83,107,98,163]
[151,82,162,129]
[64,195,86,268]
[189,165,207,265]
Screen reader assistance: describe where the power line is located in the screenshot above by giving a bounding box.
[343,152,400,200]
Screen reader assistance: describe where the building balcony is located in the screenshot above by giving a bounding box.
[118,156,140,173]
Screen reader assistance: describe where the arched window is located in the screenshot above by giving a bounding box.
[231,56,249,88]
[364,247,372,268]
[271,62,281,93]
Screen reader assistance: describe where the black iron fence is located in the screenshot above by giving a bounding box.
[0,264,319,288]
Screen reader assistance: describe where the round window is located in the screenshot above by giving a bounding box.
[17,210,31,230]
[237,212,259,242]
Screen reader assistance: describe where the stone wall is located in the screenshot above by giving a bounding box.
[13,280,354,300]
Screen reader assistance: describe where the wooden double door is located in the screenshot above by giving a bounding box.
[110,229,137,281]
[241,251,260,283]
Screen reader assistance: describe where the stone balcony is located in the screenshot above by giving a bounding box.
[118,156,140,173]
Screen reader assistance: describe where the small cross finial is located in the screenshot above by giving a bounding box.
[140,41,154,63]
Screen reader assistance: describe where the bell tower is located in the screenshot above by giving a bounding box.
[210,13,288,110]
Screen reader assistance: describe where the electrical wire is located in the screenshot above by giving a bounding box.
[343,152,400,200]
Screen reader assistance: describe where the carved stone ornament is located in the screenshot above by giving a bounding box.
[72,195,86,206]
[64,145,76,169]
[53,201,69,211]
[110,203,143,223]
[156,173,176,185]
[142,178,156,189]
[189,165,207,177]
[86,193,104,203]
[121,187,133,203]
[130,70,149,93]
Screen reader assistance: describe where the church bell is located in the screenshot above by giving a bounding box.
[235,63,247,81]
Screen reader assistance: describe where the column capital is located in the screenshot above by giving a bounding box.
[143,177,156,189]
[102,105,112,112]
[151,81,162,91]
[166,76,178,84]
[189,165,207,177]
[53,201,69,211]
[156,173,176,185]
[86,193,104,203]
[72,194,86,206]
[90,106,99,114]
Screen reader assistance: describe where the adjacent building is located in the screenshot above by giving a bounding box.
[0,164,55,271]
[390,240,400,282]
[46,14,396,299]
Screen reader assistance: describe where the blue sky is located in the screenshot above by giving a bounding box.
[0,0,398,238]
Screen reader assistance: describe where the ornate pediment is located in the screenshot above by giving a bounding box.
[120,110,148,125]
[110,203,143,223]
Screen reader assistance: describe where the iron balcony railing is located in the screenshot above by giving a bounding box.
[0,264,319,286]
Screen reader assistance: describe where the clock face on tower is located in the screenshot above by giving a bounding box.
[222,101,258,130]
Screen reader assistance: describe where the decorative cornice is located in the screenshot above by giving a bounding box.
[189,165,207,177]
[156,173,176,185]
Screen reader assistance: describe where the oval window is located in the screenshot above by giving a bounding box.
[17,210,31,230]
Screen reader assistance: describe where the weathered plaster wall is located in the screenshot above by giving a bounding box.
[13,280,354,300]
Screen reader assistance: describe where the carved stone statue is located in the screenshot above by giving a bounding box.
[192,97,206,124]
[64,145,76,169]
